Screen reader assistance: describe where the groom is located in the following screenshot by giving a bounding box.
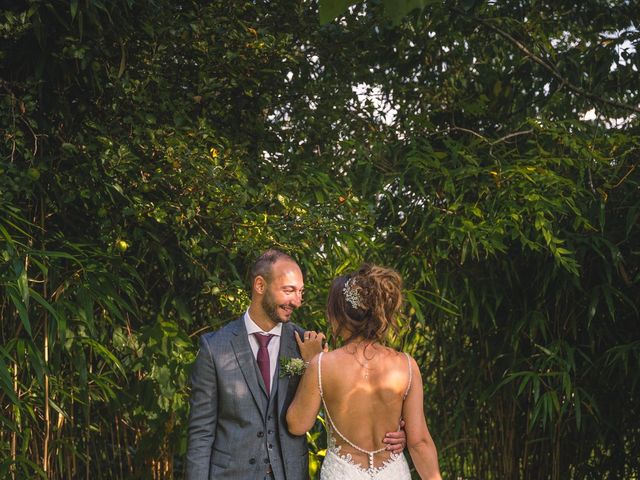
[186,249,405,479]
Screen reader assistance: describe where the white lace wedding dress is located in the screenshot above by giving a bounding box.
[317,352,413,480]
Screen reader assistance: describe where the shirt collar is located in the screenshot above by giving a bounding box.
[244,309,283,337]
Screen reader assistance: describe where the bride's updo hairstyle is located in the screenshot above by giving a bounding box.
[327,264,403,343]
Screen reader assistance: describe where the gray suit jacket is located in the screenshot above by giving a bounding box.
[186,317,309,480]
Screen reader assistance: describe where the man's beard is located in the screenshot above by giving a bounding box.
[262,289,285,324]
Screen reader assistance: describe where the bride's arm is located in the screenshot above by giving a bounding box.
[286,353,322,435]
[402,355,442,480]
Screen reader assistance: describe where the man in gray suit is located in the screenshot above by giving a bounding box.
[187,249,405,479]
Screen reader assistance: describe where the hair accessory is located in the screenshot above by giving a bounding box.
[343,277,365,310]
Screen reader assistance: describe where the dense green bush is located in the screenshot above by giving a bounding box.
[1,1,638,478]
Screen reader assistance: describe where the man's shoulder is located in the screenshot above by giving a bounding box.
[286,321,304,332]
[199,319,305,342]
[200,317,243,344]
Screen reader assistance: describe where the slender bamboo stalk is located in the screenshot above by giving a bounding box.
[522,394,531,480]
[71,394,76,478]
[11,360,18,480]
[86,352,91,480]
[65,415,72,480]
[37,197,51,477]
[115,415,123,480]
[552,419,562,480]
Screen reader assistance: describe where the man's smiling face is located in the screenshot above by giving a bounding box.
[261,259,304,325]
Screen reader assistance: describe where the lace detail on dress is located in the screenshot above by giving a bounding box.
[323,426,409,478]
[317,352,413,480]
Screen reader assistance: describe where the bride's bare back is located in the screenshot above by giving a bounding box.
[286,264,442,479]
[319,344,411,468]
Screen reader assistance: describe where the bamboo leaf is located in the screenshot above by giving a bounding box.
[0,349,19,404]
[7,286,31,337]
[29,289,67,339]
[80,338,126,377]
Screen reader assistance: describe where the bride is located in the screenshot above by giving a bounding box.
[287,264,441,480]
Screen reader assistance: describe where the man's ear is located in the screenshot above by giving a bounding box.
[254,275,266,295]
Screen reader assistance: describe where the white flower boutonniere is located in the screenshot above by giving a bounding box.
[279,357,308,378]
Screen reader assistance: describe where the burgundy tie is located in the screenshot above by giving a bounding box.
[254,333,274,395]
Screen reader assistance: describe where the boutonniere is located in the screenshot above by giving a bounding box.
[279,357,308,378]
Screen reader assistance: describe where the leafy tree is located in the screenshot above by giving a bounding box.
[1,0,638,479]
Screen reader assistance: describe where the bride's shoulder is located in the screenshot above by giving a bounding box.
[320,349,344,361]
[380,348,418,370]
[319,348,355,367]
[378,345,408,358]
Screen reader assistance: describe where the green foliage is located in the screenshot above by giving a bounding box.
[319,0,358,24]
[1,0,639,479]
[319,0,431,25]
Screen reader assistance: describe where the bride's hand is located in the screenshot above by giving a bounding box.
[295,330,327,362]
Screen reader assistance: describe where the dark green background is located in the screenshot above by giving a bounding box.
[1,1,638,478]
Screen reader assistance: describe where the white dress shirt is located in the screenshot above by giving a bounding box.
[244,310,282,393]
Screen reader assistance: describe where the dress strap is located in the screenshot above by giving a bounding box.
[317,351,325,396]
[317,352,387,470]
[403,352,412,400]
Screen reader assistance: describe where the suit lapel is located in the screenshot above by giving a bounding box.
[230,318,266,417]
[277,322,300,415]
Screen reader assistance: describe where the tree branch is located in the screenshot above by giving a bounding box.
[431,126,534,146]
[455,8,640,114]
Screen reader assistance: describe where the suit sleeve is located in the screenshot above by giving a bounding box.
[293,324,306,351]
[186,335,218,480]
